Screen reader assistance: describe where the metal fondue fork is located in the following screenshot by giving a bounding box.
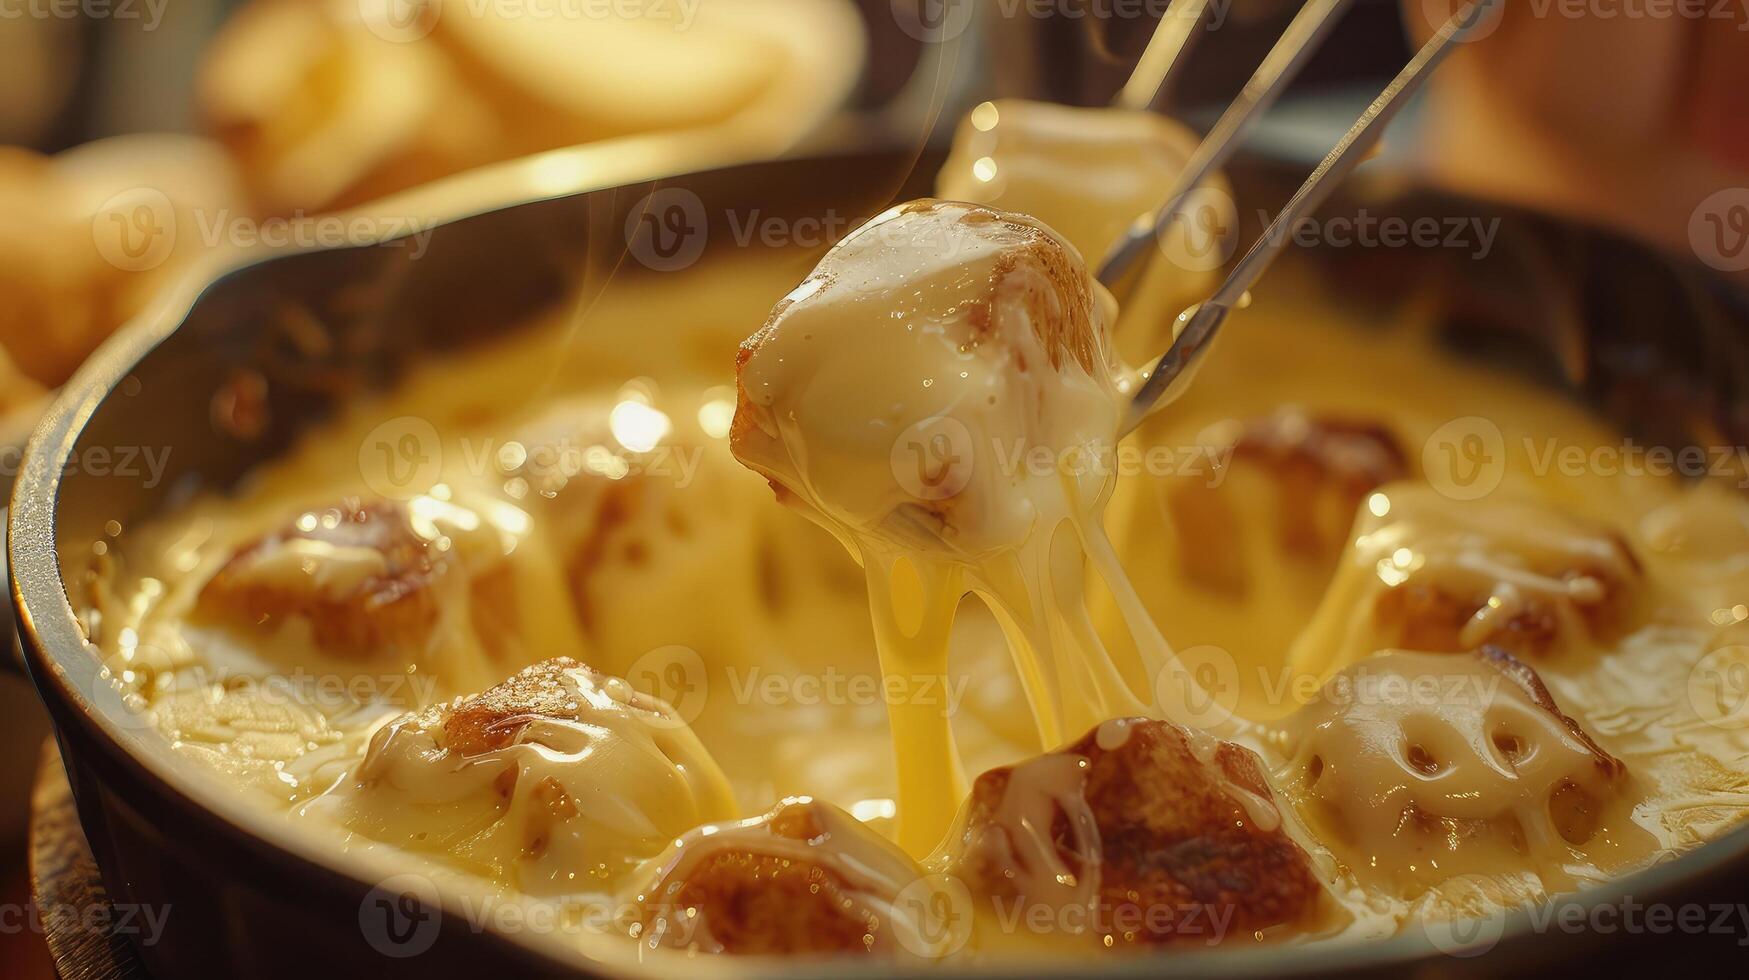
[1099,0,1356,294]
[1119,0,1503,435]
[1110,0,1216,112]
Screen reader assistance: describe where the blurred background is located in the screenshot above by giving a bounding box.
[1,0,1745,973]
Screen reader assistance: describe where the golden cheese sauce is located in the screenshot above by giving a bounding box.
[79,167,1749,964]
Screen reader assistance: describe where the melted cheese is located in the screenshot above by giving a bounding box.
[309,663,736,897]
[226,536,391,593]
[731,201,1198,854]
[1279,650,1652,895]
[954,749,1102,914]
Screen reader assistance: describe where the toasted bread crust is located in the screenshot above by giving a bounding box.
[954,720,1323,946]
[636,800,899,956]
[1230,411,1408,485]
[1476,645,1625,779]
[935,201,1102,375]
[198,501,445,657]
[1288,646,1631,872]
[441,656,595,756]
[441,657,678,758]
[559,479,645,638]
[1378,582,1562,655]
[1168,410,1409,593]
[1375,534,1640,657]
[1229,410,1409,555]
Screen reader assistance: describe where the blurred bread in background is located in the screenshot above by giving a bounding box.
[0,346,45,417]
[0,0,865,408]
[199,0,867,215]
[0,147,110,391]
[0,135,245,390]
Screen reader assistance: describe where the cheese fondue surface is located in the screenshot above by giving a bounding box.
[81,168,1749,967]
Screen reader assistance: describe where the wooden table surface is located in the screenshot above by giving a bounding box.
[28,741,150,980]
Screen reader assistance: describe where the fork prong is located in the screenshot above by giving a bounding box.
[1098,0,1355,290]
[1112,0,1214,112]
[1121,0,1502,434]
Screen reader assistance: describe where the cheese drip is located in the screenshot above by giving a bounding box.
[732,201,1199,855]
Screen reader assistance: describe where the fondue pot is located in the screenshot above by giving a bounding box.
[9,134,1749,977]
